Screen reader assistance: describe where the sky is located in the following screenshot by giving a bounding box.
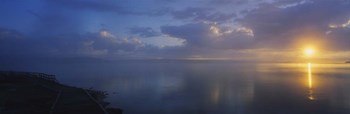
[1,0,350,62]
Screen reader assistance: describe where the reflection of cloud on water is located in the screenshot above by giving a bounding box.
[156,74,185,95]
[209,78,255,110]
[108,72,186,97]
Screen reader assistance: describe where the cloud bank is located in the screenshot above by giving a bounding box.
[1,0,350,61]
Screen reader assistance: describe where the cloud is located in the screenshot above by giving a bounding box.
[277,0,311,9]
[171,7,236,23]
[47,30,147,58]
[49,0,127,13]
[47,0,172,16]
[0,28,149,59]
[28,1,89,36]
[0,28,23,40]
[237,0,350,49]
[3,0,350,61]
[208,0,259,5]
[161,23,254,49]
[156,0,350,59]
[329,19,350,29]
[129,27,160,37]
[0,28,43,58]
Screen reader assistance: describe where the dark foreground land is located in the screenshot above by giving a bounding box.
[0,71,122,114]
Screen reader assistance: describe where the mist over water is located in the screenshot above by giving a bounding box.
[2,60,350,114]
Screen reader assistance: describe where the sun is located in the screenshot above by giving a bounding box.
[304,48,315,57]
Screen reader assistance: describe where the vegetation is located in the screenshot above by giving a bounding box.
[0,71,122,114]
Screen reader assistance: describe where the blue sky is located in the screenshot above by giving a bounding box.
[1,0,350,61]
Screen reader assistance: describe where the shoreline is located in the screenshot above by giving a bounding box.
[0,71,122,114]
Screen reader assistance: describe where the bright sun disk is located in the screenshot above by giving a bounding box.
[304,48,315,57]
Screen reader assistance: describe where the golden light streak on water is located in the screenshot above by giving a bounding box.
[307,63,315,101]
[308,63,312,89]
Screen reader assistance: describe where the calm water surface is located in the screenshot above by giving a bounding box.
[3,61,350,114]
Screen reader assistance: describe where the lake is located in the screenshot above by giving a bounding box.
[2,60,350,114]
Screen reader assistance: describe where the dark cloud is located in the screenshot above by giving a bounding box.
[2,0,350,61]
[27,1,88,36]
[0,28,148,60]
[0,28,43,58]
[46,30,147,58]
[171,7,236,23]
[161,23,209,46]
[171,7,211,20]
[48,0,172,16]
[153,0,178,3]
[208,0,247,5]
[0,28,23,40]
[159,0,350,51]
[33,12,83,36]
[129,27,160,37]
[49,0,127,13]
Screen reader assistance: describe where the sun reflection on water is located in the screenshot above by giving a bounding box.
[308,63,312,89]
[307,63,315,101]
